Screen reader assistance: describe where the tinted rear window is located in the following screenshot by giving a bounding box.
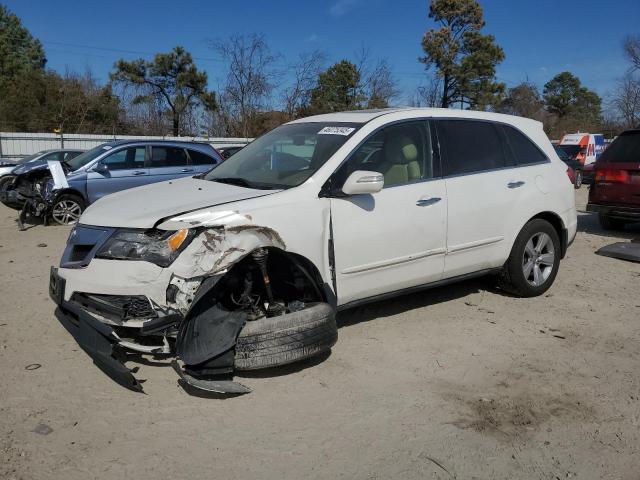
[437,120,507,175]
[151,147,188,167]
[600,131,640,164]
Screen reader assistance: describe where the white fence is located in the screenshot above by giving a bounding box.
[0,132,252,159]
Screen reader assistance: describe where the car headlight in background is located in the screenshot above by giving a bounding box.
[96,228,195,267]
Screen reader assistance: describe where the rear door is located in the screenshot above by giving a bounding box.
[438,119,534,277]
[85,146,149,202]
[147,145,193,183]
[590,131,640,207]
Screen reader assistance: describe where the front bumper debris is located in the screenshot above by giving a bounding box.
[596,240,640,263]
[50,267,251,395]
[52,297,144,392]
[171,360,251,394]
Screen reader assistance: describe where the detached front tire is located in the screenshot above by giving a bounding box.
[500,219,561,297]
[51,194,84,225]
[234,302,337,370]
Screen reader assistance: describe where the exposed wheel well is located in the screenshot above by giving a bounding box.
[210,248,332,316]
[527,212,567,258]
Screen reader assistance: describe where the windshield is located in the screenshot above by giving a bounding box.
[599,131,640,163]
[65,144,110,171]
[204,122,361,189]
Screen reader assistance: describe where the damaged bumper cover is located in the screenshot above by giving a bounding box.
[50,267,251,394]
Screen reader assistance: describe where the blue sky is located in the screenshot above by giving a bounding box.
[5,0,639,104]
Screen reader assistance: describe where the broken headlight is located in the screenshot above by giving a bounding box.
[96,228,195,267]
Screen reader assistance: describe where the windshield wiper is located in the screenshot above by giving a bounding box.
[210,177,255,188]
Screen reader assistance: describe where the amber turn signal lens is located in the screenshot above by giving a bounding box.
[167,229,189,251]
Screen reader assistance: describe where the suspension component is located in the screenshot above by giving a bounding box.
[252,248,285,316]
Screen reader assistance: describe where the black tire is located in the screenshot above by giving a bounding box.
[598,213,627,231]
[234,302,337,370]
[51,193,85,225]
[0,175,14,194]
[0,175,22,210]
[574,169,582,189]
[499,219,561,297]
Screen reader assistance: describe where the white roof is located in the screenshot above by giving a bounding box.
[288,107,543,129]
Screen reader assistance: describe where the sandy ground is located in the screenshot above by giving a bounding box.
[1,187,639,480]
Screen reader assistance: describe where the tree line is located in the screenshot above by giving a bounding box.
[1,1,638,140]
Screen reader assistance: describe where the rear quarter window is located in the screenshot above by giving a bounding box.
[188,149,217,165]
[503,125,548,166]
[600,131,640,164]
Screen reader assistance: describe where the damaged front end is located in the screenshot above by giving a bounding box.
[51,218,336,395]
[2,167,65,229]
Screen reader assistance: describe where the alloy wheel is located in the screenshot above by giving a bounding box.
[522,232,555,287]
[52,199,82,225]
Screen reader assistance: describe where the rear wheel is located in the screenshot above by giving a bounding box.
[51,194,84,225]
[499,219,561,297]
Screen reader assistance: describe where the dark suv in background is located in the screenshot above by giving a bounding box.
[587,129,640,230]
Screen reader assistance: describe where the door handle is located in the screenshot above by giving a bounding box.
[507,181,525,189]
[132,170,146,176]
[416,197,441,207]
[181,168,194,173]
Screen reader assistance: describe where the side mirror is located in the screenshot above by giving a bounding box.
[341,170,384,195]
[93,162,109,174]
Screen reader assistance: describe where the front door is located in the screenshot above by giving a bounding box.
[86,146,149,203]
[330,120,447,305]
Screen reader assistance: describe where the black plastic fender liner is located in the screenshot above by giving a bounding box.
[54,304,143,393]
[175,275,247,367]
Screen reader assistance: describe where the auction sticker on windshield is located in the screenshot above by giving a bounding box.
[318,126,356,136]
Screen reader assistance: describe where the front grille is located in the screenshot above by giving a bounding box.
[71,293,157,321]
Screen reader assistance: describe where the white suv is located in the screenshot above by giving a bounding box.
[50,108,577,393]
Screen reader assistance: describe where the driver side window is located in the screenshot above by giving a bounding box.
[335,120,436,189]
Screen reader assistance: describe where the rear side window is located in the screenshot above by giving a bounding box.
[600,131,640,163]
[437,120,507,176]
[188,149,217,165]
[150,147,188,167]
[102,147,145,170]
[503,126,548,165]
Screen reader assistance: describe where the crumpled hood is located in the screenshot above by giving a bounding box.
[11,158,48,175]
[80,176,278,229]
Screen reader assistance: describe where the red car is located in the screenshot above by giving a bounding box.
[587,129,640,230]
